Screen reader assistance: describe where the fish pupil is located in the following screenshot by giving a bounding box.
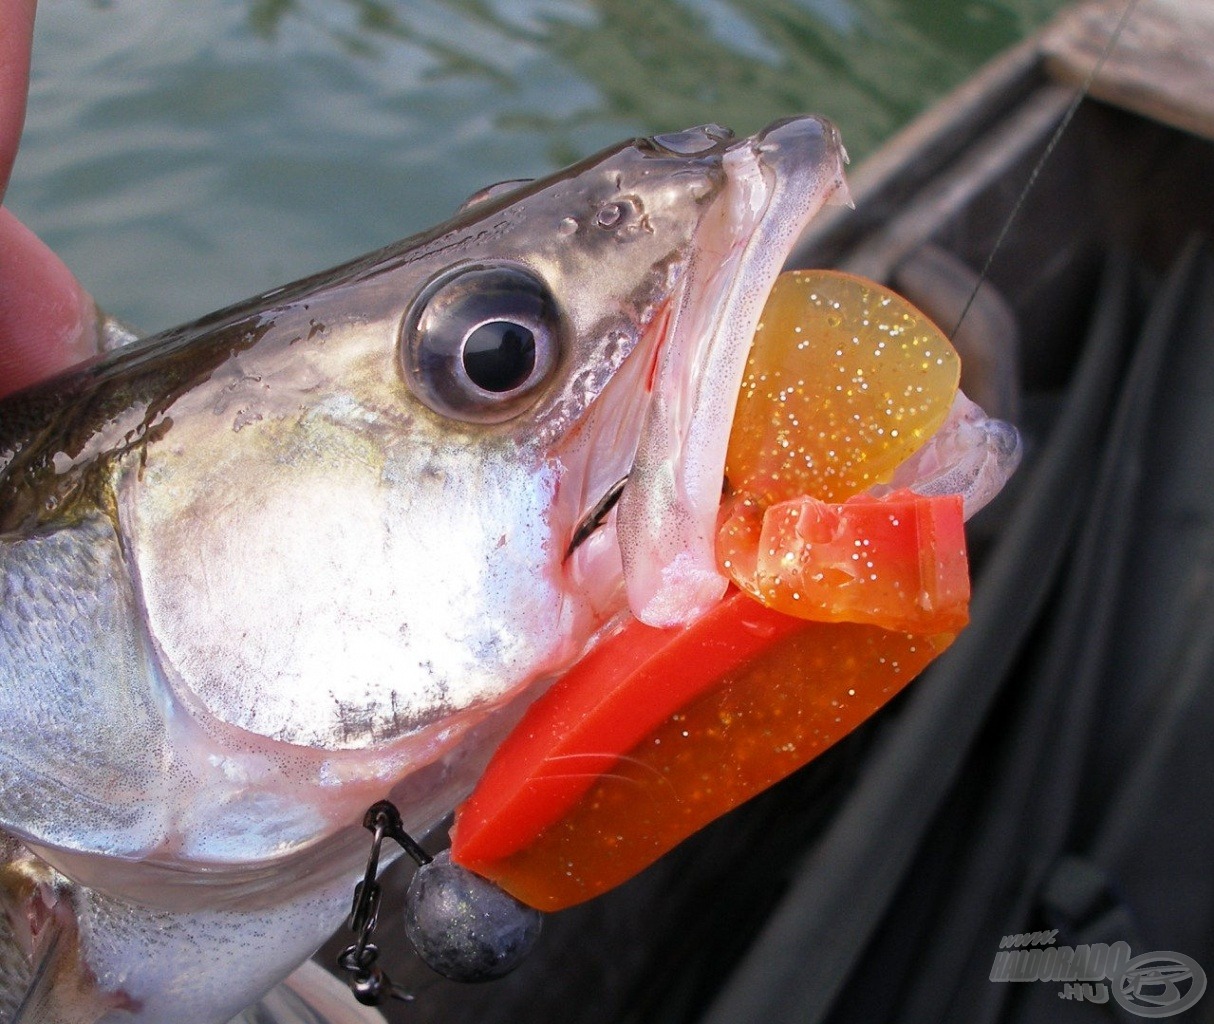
[463,321,537,393]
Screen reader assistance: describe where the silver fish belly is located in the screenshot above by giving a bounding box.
[0,118,847,1023]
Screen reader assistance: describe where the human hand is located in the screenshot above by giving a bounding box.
[1,0,99,400]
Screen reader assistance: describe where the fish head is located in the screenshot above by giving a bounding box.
[0,117,848,1023]
[115,118,847,765]
[0,118,847,887]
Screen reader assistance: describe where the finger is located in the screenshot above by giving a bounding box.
[0,0,37,201]
[0,206,98,398]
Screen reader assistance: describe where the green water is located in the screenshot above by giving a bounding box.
[9,0,1068,333]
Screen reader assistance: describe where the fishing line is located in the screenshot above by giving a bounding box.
[950,0,1141,340]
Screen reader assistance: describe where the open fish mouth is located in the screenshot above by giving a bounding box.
[610,116,851,627]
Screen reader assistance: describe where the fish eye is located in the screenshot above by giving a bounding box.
[401,262,562,423]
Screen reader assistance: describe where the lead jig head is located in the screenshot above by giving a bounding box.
[337,800,543,1004]
[404,849,543,982]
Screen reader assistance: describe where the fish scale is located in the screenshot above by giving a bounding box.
[0,513,169,856]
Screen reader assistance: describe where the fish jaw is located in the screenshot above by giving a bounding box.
[615,117,850,626]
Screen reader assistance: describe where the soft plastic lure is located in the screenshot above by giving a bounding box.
[451,270,1015,909]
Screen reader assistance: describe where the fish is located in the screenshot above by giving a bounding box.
[0,117,850,1023]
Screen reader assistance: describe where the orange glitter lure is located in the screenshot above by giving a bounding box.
[451,271,971,909]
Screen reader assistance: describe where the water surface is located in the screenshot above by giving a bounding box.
[10,0,1069,332]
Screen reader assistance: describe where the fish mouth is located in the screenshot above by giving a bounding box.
[611,116,850,627]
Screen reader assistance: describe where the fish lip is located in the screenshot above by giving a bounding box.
[615,115,850,627]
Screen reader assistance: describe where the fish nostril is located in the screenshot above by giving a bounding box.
[594,196,648,237]
[596,203,624,228]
